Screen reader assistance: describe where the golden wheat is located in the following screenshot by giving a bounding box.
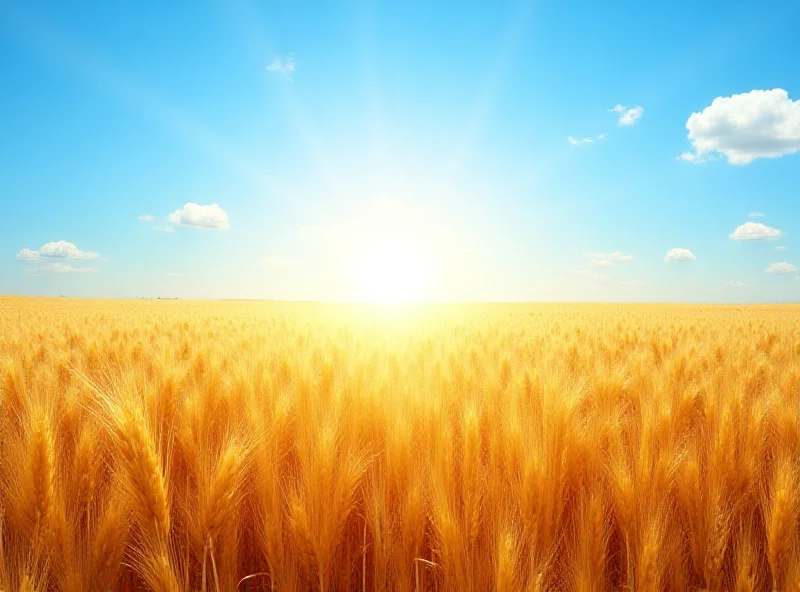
[1,297,800,590]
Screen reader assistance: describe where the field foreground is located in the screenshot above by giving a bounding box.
[1,297,799,591]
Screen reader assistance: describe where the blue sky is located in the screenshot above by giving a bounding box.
[1,0,799,302]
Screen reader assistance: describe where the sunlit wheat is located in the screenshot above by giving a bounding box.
[1,297,799,590]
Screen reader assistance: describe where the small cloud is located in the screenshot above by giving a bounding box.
[620,279,645,287]
[583,251,634,267]
[765,262,797,274]
[749,212,764,218]
[682,89,800,165]
[24,262,96,275]
[729,222,784,241]
[568,133,605,146]
[777,246,789,251]
[16,241,104,275]
[665,248,696,262]
[677,151,707,164]
[16,248,40,262]
[168,203,229,229]
[17,241,101,261]
[40,241,101,259]
[155,227,175,233]
[267,55,295,80]
[44,263,96,274]
[610,104,644,126]
[568,136,592,146]
[727,280,748,287]
[138,214,155,221]
[264,256,294,270]
[583,251,634,261]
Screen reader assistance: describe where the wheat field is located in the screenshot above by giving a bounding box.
[0,297,798,591]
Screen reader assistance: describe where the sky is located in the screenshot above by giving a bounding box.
[1,0,799,303]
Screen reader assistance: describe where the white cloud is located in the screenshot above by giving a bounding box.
[155,227,175,233]
[168,203,229,229]
[610,104,644,126]
[267,55,295,80]
[729,222,784,241]
[765,262,797,274]
[748,212,764,218]
[43,263,96,274]
[584,251,634,261]
[682,89,800,165]
[264,256,294,270]
[620,279,645,287]
[40,241,101,259]
[677,152,707,164]
[568,133,605,146]
[665,248,696,262]
[777,246,789,251]
[727,280,748,287]
[17,241,101,261]
[138,214,154,221]
[16,248,40,262]
[583,251,634,268]
[16,242,103,275]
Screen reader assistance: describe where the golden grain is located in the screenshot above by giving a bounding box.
[1,298,799,590]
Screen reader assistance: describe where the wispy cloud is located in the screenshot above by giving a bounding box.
[677,152,707,164]
[777,246,789,251]
[583,251,633,268]
[25,263,97,275]
[727,280,747,287]
[610,104,644,126]
[765,262,797,274]
[140,213,173,232]
[568,133,605,146]
[749,212,764,218]
[45,263,96,274]
[267,55,296,80]
[583,251,634,262]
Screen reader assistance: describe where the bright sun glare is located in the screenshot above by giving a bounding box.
[356,237,427,306]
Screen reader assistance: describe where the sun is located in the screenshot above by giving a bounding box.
[355,236,427,306]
